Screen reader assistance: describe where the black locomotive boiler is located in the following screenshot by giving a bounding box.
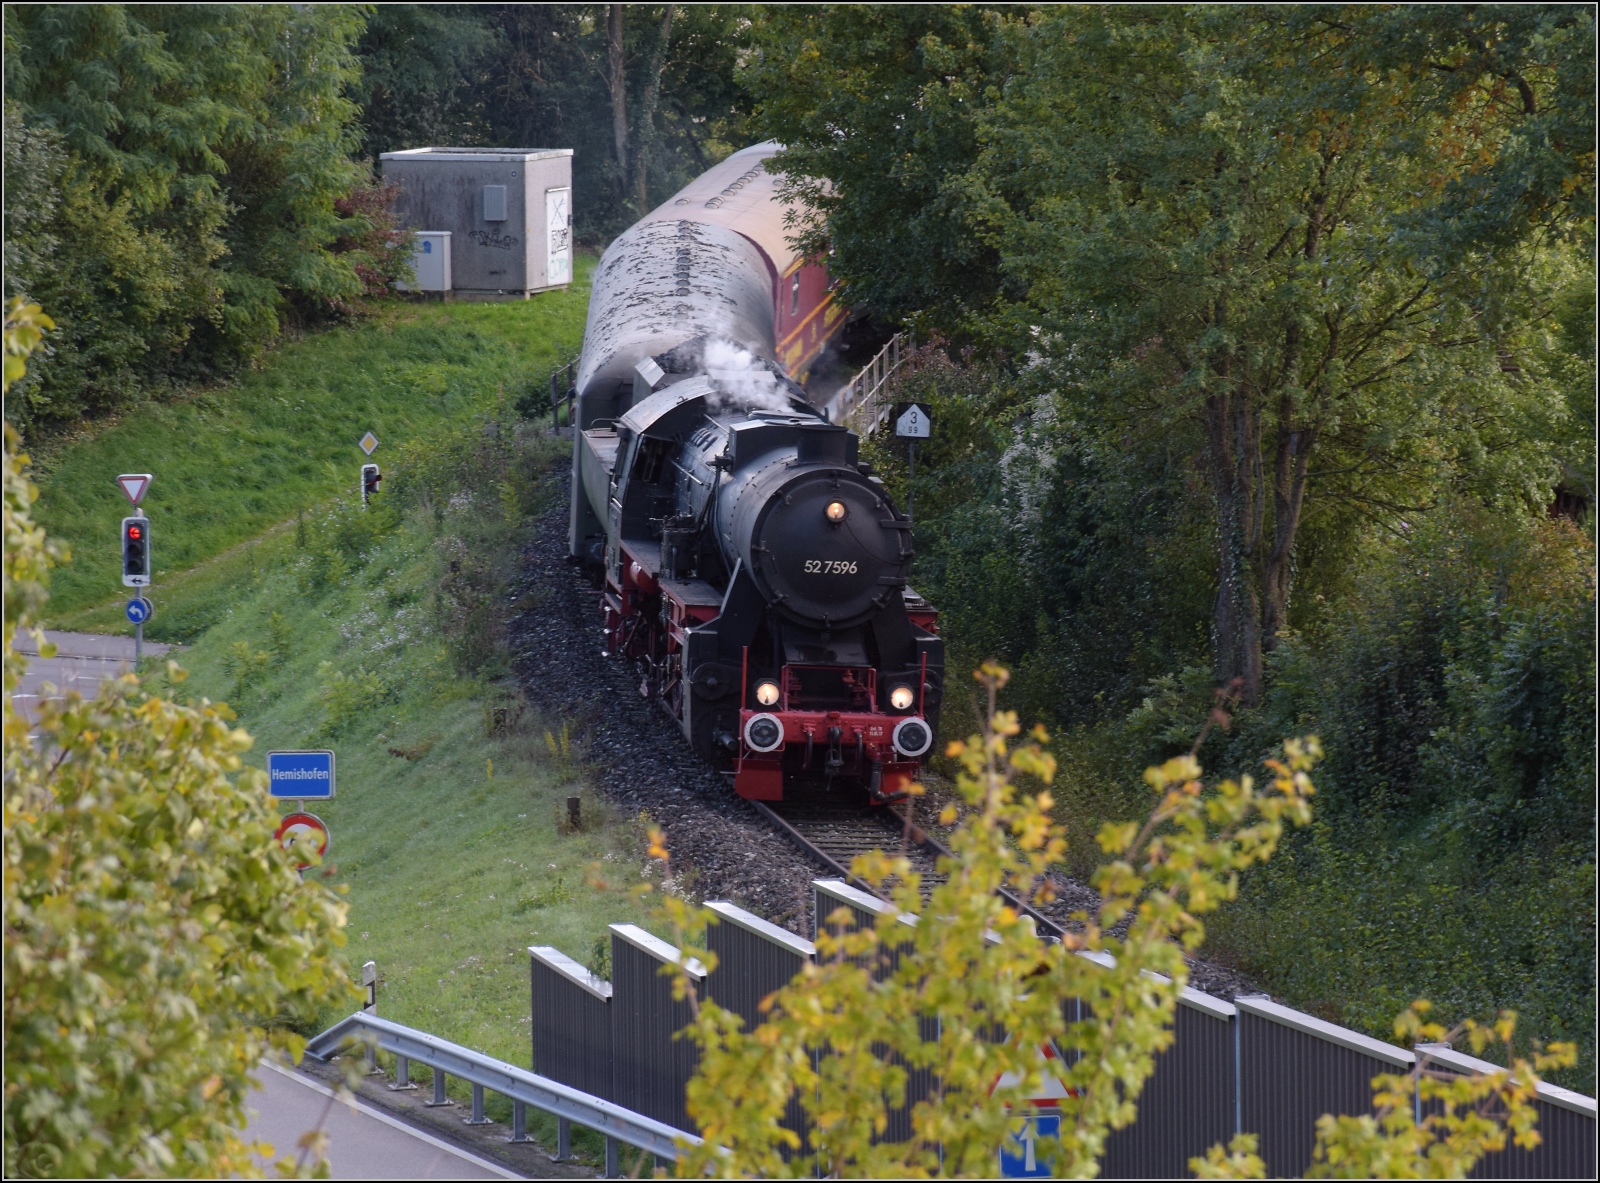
[568,144,943,802]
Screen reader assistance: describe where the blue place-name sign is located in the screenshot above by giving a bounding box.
[266,750,336,800]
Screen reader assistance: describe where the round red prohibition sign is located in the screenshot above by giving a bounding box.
[275,811,329,870]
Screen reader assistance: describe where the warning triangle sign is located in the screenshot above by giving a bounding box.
[990,1040,1080,1108]
[116,473,152,506]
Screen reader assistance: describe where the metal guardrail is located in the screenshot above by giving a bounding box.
[305,1011,699,1173]
[823,331,916,435]
[547,355,580,432]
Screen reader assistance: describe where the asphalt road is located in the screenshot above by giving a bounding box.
[9,628,171,728]
[244,1060,518,1179]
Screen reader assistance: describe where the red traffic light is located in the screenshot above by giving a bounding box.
[128,524,143,540]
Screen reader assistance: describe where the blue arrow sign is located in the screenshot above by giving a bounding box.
[999,1110,1060,1178]
[125,597,153,624]
[266,750,336,800]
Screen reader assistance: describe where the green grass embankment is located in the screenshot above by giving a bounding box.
[142,461,652,1068]
[35,258,591,629]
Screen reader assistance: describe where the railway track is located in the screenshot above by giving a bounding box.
[749,779,1067,939]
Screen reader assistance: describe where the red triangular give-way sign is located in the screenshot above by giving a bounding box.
[990,1039,1081,1108]
[117,473,152,506]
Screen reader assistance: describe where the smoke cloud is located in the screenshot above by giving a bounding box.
[702,338,797,414]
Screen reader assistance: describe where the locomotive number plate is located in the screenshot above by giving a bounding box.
[804,560,859,574]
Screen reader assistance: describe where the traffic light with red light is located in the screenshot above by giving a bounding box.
[361,463,381,505]
[122,516,151,586]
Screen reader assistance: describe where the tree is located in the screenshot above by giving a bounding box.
[744,4,1001,330]
[3,298,355,1177]
[350,4,497,164]
[964,7,1590,702]
[468,3,754,240]
[746,6,1593,703]
[3,4,370,430]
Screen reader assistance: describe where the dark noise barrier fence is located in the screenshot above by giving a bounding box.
[529,878,1595,1178]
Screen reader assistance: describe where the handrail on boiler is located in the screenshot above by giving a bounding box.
[304,1011,700,1173]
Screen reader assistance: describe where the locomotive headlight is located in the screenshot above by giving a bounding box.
[755,680,780,707]
[825,500,848,523]
[889,683,915,711]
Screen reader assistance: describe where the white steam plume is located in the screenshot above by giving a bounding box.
[702,338,796,413]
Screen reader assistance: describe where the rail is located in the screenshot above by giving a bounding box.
[824,331,916,435]
[751,796,1067,942]
[305,1011,699,1174]
[547,355,580,432]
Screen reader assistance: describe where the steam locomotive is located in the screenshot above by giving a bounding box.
[568,143,943,802]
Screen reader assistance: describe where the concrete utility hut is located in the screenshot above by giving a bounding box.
[381,147,573,300]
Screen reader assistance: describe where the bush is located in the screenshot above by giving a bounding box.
[1206,506,1597,1090]
[388,409,566,675]
[318,662,395,736]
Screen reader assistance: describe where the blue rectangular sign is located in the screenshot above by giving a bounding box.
[266,750,335,800]
[999,1110,1060,1178]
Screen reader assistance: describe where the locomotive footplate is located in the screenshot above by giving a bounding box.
[734,706,928,803]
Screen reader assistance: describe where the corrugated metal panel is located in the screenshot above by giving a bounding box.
[813,879,897,944]
[705,901,816,1155]
[529,946,613,1098]
[705,901,814,1026]
[811,879,933,1144]
[1101,991,1237,1179]
[609,924,705,1133]
[1238,997,1414,1178]
[1417,1044,1597,1180]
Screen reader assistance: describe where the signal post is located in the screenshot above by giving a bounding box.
[117,474,154,662]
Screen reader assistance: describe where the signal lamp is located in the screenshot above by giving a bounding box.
[825,500,848,523]
[889,683,915,711]
[122,516,152,586]
[755,680,780,707]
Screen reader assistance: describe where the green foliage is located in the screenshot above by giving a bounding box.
[1203,507,1597,1090]
[4,301,352,1179]
[267,611,294,665]
[297,495,402,594]
[387,408,567,676]
[586,931,613,983]
[3,3,369,430]
[744,5,1000,330]
[659,665,1318,1177]
[224,639,273,704]
[751,6,1594,703]
[515,876,576,914]
[864,348,1216,733]
[318,661,395,737]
